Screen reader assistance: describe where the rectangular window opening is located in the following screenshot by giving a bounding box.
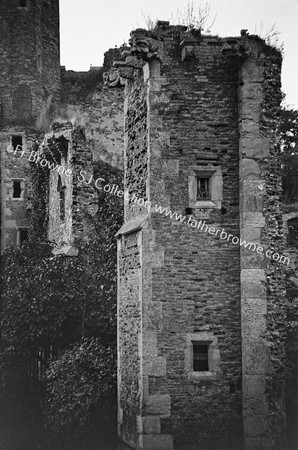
[197,177,211,200]
[13,180,22,198]
[193,343,209,372]
[19,229,29,245]
[288,218,298,247]
[18,0,27,6]
[12,135,23,151]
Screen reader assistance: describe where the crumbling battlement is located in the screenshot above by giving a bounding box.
[60,53,124,170]
[104,21,277,88]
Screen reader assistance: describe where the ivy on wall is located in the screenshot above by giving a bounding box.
[29,143,50,238]
[0,158,124,449]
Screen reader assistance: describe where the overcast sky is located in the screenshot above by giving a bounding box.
[60,0,298,108]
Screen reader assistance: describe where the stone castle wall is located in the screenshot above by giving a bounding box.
[0,0,60,128]
[0,1,124,251]
[115,23,285,450]
[0,0,60,252]
[238,41,285,449]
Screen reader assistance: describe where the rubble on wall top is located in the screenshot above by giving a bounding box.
[51,121,73,133]
[103,21,281,87]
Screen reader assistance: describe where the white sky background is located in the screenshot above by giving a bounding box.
[59,0,298,108]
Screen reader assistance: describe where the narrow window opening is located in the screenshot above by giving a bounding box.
[37,54,42,72]
[193,343,209,372]
[197,177,211,200]
[288,218,298,248]
[12,135,23,151]
[13,180,22,198]
[58,176,65,222]
[19,229,29,245]
[60,189,65,222]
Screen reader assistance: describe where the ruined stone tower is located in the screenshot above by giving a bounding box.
[0,0,60,251]
[113,23,285,449]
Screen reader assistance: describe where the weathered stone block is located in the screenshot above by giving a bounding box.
[143,357,166,377]
[143,333,158,358]
[240,137,271,159]
[140,434,173,450]
[142,417,161,434]
[242,193,263,213]
[242,227,262,244]
[241,270,266,299]
[245,437,272,450]
[240,63,264,83]
[150,249,165,268]
[243,212,265,228]
[144,395,171,417]
[240,158,260,179]
[243,375,266,396]
[242,340,270,375]
[244,416,267,436]
[243,397,268,416]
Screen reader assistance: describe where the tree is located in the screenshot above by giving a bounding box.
[142,0,216,33]
[172,0,216,32]
[0,161,123,448]
[280,107,298,204]
[44,339,117,449]
[254,23,284,53]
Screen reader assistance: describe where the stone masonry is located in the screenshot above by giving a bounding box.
[0,1,124,252]
[0,2,291,449]
[0,0,60,251]
[112,23,285,450]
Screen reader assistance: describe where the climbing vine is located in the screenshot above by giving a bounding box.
[29,143,50,238]
[0,159,124,449]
